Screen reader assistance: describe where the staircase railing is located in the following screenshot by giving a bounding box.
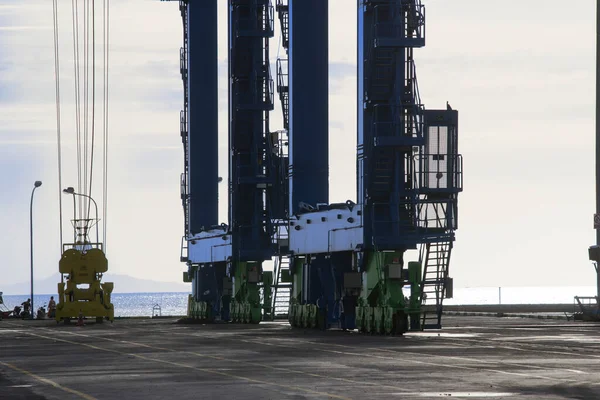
[419,241,452,329]
[275,0,289,50]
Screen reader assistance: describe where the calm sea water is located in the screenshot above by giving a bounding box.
[1,292,190,318]
[1,286,597,317]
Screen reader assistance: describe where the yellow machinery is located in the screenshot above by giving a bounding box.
[56,241,114,323]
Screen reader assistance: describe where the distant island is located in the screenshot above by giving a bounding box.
[2,273,191,296]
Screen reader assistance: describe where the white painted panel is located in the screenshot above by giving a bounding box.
[188,229,232,263]
[289,205,364,254]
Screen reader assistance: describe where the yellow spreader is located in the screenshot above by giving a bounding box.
[56,244,114,323]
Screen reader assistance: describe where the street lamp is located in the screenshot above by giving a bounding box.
[62,187,100,245]
[30,180,42,320]
[64,188,77,243]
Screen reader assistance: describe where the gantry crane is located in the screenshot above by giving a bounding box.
[173,0,286,323]
[284,0,463,334]
[172,0,463,333]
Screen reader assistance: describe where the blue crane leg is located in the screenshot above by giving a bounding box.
[229,0,276,262]
[288,0,329,214]
[188,1,219,233]
[358,0,425,250]
[287,0,331,328]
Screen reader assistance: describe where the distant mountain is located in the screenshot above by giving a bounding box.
[2,273,191,296]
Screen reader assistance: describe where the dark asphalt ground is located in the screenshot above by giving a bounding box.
[2,316,600,399]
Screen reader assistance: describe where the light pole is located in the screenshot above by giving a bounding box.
[30,180,42,320]
[62,187,100,244]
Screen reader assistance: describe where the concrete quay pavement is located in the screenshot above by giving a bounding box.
[2,316,600,399]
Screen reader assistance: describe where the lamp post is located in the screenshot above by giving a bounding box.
[62,187,100,244]
[30,180,42,320]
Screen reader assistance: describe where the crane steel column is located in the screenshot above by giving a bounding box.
[288,0,329,215]
[355,0,428,333]
[187,2,219,235]
[228,0,277,324]
[285,0,332,328]
[174,0,219,237]
[173,0,227,322]
[189,0,221,313]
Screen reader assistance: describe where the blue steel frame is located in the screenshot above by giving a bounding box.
[358,0,426,250]
[285,0,335,326]
[228,0,278,263]
[186,1,219,235]
[169,0,224,314]
[288,0,329,215]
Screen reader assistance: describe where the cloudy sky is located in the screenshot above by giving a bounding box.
[0,0,596,292]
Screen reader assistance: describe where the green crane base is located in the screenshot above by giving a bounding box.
[354,253,422,335]
[187,296,214,322]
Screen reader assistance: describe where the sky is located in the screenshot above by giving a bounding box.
[0,0,597,291]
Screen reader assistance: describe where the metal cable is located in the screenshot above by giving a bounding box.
[103,0,110,251]
[53,0,64,249]
[87,0,96,224]
[83,0,89,216]
[73,0,83,219]
[102,0,106,248]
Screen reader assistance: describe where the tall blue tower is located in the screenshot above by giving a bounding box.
[187,2,219,235]
[357,0,462,331]
[358,0,426,248]
[227,0,279,323]
[173,0,219,240]
[271,0,331,323]
[288,0,329,214]
[174,1,222,310]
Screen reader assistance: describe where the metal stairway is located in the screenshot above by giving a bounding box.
[275,0,289,131]
[419,240,452,329]
[275,0,289,49]
[368,49,394,100]
[276,59,289,130]
[178,1,190,263]
[271,218,291,320]
[272,253,291,319]
[372,157,394,198]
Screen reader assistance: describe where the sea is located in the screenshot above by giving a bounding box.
[1,292,190,318]
[1,286,597,317]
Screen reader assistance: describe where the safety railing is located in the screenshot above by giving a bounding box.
[234,75,275,110]
[372,1,425,44]
[405,59,422,108]
[180,172,188,203]
[275,0,289,49]
[372,103,425,142]
[367,197,456,242]
[276,58,288,93]
[368,201,418,236]
[276,58,289,129]
[234,3,274,38]
[62,242,103,253]
[262,75,275,108]
[179,110,187,141]
[414,199,456,230]
[413,154,463,192]
[178,0,186,17]
[180,236,188,263]
[179,46,187,82]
